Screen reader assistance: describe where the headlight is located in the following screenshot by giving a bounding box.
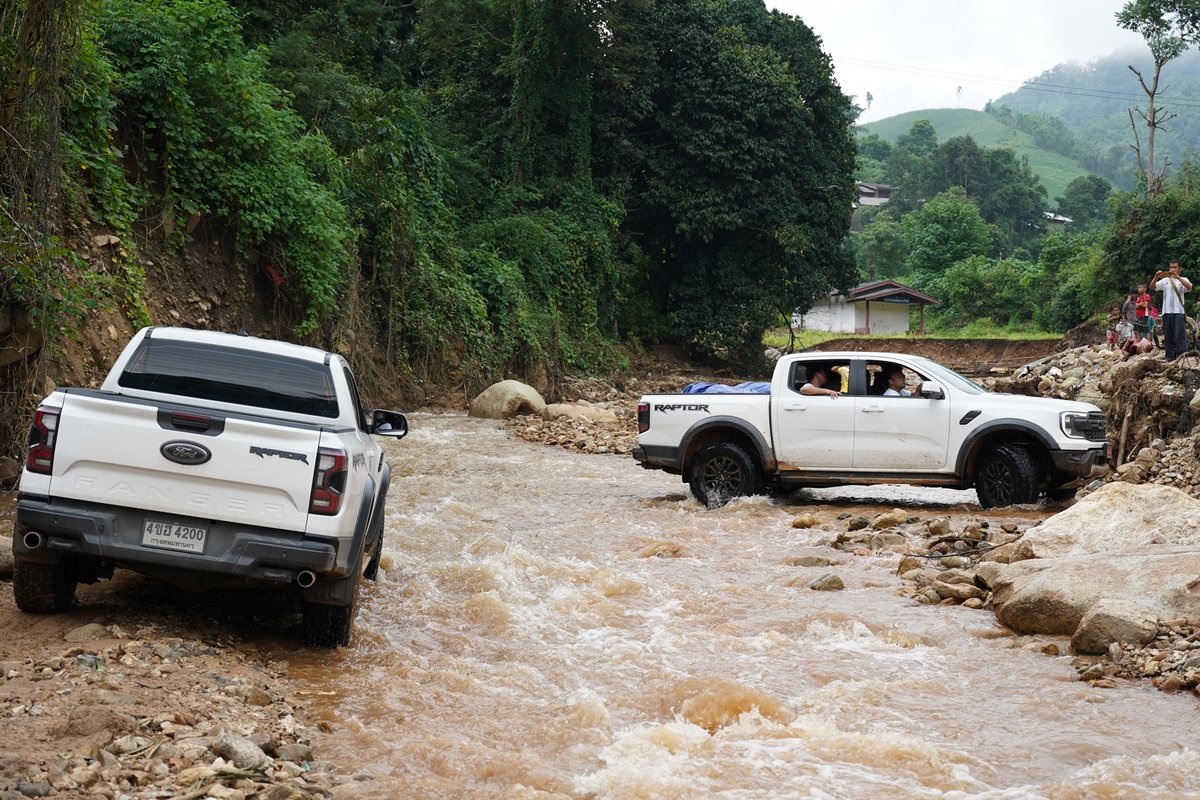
[1061,411,1090,439]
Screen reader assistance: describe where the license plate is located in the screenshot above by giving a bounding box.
[141,519,208,554]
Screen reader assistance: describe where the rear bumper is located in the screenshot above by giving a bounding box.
[1050,445,1111,478]
[632,444,682,474]
[13,496,341,584]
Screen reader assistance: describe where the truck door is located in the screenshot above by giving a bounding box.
[852,361,951,469]
[771,359,855,469]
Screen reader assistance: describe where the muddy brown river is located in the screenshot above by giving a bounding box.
[286,413,1200,799]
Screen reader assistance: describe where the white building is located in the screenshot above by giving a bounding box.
[794,280,939,335]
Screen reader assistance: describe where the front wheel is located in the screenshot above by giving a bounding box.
[975,443,1040,508]
[689,443,761,508]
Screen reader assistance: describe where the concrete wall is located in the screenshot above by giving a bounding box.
[798,296,911,334]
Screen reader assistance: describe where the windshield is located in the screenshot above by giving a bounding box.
[912,358,987,395]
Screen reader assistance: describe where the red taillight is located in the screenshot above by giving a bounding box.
[309,447,347,515]
[27,406,60,475]
[637,402,650,434]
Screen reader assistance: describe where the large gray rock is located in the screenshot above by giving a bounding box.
[468,380,546,420]
[991,548,1200,635]
[996,482,1200,561]
[1070,598,1159,655]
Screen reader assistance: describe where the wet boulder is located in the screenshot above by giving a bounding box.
[992,482,1200,561]
[1070,598,1159,655]
[991,548,1200,635]
[469,380,547,419]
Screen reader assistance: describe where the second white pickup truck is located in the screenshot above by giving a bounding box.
[633,351,1110,508]
[10,327,408,647]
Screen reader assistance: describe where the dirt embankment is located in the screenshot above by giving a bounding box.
[805,337,1064,376]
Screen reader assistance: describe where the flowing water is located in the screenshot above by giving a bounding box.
[288,413,1200,799]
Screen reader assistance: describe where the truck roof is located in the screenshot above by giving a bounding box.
[145,327,332,364]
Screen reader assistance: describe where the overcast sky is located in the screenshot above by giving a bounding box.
[772,1,1149,122]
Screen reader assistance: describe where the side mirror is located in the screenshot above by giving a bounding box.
[918,381,944,400]
[371,409,408,439]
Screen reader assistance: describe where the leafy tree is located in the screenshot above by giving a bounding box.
[851,210,907,281]
[900,187,993,287]
[1056,175,1114,226]
[1036,231,1106,330]
[600,0,856,360]
[931,255,1044,325]
[1104,158,1200,293]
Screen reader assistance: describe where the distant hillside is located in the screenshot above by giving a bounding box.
[992,47,1200,186]
[859,108,1094,202]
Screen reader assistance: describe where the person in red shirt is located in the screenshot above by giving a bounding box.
[1134,282,1152,343]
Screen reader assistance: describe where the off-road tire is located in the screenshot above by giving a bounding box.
[301,596,357,648]
[689,443,762,509]
[975,443,1040,508]
[363,530,383,581]
[13,559,78,613]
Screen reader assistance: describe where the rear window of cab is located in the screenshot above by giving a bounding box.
[118,339,339,418]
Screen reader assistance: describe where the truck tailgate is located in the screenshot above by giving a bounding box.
[49,392,321,531]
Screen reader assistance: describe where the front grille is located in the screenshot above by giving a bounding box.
[1076,412,1108,442]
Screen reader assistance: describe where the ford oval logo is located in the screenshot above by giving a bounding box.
[161,440,212,465]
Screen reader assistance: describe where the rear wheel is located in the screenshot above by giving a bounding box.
[689,443,761,508]
[13,559,78,613]
[301,595,356,648]
[975,443,1040,508]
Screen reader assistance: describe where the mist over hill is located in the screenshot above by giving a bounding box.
[861,47,1200,200]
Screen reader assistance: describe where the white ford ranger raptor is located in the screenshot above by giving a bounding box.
[11,326,408,647]
[633,351,1109,508]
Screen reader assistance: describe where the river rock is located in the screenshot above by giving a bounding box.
[871,508,908,529]
[991,548,1200,635]
[791,513,820,529]
[542,403,618,425]
[1070,598,1159,655]
[63,624,109,642]
[993,482,1200,561]
[468,380,546,419]
[212,728,270,770]
[932,581,983,603]
[808,574,844,591]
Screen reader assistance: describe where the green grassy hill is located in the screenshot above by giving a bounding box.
[860,108,1093,202]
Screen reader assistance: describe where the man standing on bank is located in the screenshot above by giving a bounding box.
[1153,258,1193,361]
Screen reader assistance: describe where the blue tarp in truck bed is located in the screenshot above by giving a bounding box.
[682,381,770,394]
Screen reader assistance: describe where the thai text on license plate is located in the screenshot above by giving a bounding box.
[141,519,208,554]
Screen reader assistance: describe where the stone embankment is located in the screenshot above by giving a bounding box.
[824,484,1200,697]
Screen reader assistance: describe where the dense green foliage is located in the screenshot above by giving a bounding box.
[10,0,858,387]
[993,47,1200,189]
[851,119,1113,332]
[860,109,1096,202]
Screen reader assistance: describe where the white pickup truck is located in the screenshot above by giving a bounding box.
[633,351,1110,508]
[10,326,408,647]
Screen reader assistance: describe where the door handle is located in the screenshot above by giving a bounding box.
[861,405,884,413]
[783,403,807,411]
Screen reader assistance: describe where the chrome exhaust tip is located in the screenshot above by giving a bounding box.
[296,570,317,588]
[22,531,43,550]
